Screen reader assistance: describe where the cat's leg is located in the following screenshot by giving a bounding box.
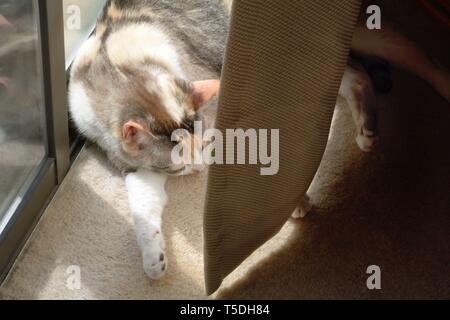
[339,60,379,152]
[125,168,168,279]
[352,24,450,102]
[292,194,312,219]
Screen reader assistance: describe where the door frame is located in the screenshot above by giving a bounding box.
[0,0,70,284]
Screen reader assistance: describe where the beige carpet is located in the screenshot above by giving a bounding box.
[0,66,449,299]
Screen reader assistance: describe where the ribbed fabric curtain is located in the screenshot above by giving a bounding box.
[204,0,362,294]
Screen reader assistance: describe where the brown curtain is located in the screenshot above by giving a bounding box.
[204,0,362,295]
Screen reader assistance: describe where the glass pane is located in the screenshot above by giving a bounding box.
[0,0,47,225]
[63,0,107,68]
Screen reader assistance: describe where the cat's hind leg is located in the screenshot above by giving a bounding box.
[125,169,168,279]
[339,59,379,152]
[352,24,450,102]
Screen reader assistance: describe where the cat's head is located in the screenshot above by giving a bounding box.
[115,69,219,176]
[70,28,220,176]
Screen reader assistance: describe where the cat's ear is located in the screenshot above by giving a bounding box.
[123,120,148,145]
[191,79,220,110]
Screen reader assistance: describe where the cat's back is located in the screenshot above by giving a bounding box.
[98,0,229,72]
[68,0,229,146]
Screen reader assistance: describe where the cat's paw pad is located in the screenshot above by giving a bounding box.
[142,231,167,279]
[143,248,167,279]
[292,194,312,219]
[356,130,379,152]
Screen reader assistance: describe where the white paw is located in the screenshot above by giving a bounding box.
[142,234,167,279]
[356,130,379,152]
[292,194,312,219]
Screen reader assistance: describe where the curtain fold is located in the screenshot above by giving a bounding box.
[204,0,362,295]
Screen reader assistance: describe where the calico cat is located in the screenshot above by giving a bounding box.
[69,0,229,278]
[69,0,450,278]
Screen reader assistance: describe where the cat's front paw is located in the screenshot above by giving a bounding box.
[292,194,312,219]
[142,235,167,280]
[143,246,167,279]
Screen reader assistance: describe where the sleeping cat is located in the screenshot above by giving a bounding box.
[69,0,229,278]
[69,0,450,278]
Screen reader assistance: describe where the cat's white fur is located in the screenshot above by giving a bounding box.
[149,73,187,124]
[339,64,378,152]
[69,81,120,160]
[125,168,168,279]
[106,24,185,78]
[69,82,102,139]
[69,36,105,142]
[105,22,189,126]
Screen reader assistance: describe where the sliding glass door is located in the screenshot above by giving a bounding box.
[0,0,70,282]
[0,0,47,229]
[0,0,107,284]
